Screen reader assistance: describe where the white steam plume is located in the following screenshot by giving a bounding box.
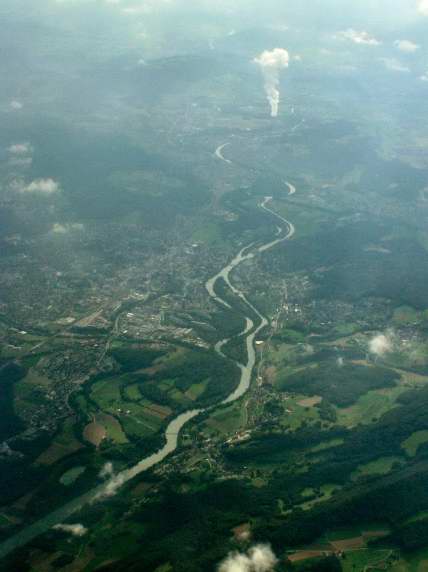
[218,544,278,572]
[254,49,289,118]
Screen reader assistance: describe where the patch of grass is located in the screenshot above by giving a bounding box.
[279,396,321,431]
[334,322,359,336]
[204,401,247,436]
[392,305,419,325]
[121,415,154,439]
[336,386,405,427]
[154,564,173,572]
[351,456,403,481]
[36,419,82,465]
[185,380,208,401]
[274,201,332,238]
[97,412,128,444]
[191,222,223,244]
[301,484,341,510]
[309,438,344,453]
[90,377,122,410]
[401,430,428,457]
[279,363,399,408]
[59,466,86,486]
[404,510,428,526]
[273,329,306,344]
[124,384,142,401]
[388,546,428,571]
[342,549,396,572]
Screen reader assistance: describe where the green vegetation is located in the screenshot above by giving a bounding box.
[392,305,419,325]
[3,14,428,570]
[401,431,428,457]
[59,466,86,486]
[109,344,167,372]
[0,360,26,440]
[203,401,247,436]
[336,386,404,427]
[351,456,403,480]
[341,550,397,572]
[278,363,399,407]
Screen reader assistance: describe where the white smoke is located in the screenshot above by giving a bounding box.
[218,544,278,572]
[254,49,290,118]
[369,333,393,357]
[53,523,88,537]
[94,470,126,500]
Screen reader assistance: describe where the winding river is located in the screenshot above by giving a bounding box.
[0,186,295,560]
[214,142,232,164]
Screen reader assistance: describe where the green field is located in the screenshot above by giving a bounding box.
[124,384,142,401]
[351,456,403,481]
[392,305,419,325]
[59,466,86,486]
[336,387,404,427]
[342,549,397,572]
[204,401,247,436]
[401,431,428,457]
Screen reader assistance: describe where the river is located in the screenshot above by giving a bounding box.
[0,187,295,560]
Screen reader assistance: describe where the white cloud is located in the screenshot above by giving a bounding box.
[94,471,126,500]
[219,552,252,572]
[122,5,152,14]
[51,223,84,234]
[395,39,419,53]
[10,100,23,110]
[218,545,277,572]
[337,29,381,46]
[369,333,393,357]
[420,72,428,81]
[99,462,114,479]
[23,178,61,195]
[8,143,32,155]
[418,0,428,16]
[119,0,173,14]
[380,58,410,72]
[10,157,33,168]
[53,523,88,537]
[249,545,278,572]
